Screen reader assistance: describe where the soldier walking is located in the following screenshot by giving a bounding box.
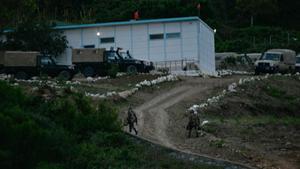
[186,108,200,138]
[126,106,138,135]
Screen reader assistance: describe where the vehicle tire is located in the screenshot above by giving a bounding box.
[127,65,137,75]
[274,66,280,74]
[58,70,71,80]
[15,71,29,80]
[254,69,260,75]
[83,66,95,77]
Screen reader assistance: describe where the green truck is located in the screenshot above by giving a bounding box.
[296,54,300,73]
[72,48,154,77]
[0,51,77,80]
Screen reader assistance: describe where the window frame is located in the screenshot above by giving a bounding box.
[100,37,115,44]
[166,32,181,39]
[149,33,164,40]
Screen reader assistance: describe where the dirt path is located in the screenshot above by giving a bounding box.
[135,77,238,145]
[128,76,255,168]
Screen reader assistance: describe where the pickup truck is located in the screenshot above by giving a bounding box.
[72,48,154,77]
[255,49,296,74]
[0,51,77,80]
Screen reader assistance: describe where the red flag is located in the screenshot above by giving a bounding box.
[197,3,201,10]
[134,10,140,20]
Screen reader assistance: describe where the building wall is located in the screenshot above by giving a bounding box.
[198,21,216,75]
[181,21,198,61]
[58,20,215,74]
[165,22,181,61]
[132,25,148,60]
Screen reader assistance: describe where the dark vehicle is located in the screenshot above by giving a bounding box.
[1,51,77,80]
[296,55,300,73]
[73,47,154,77]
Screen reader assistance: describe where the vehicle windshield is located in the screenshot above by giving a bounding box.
[296,57,300,63]
[106,52,119,61]
[119,52,131,60]
[261,53,281,61]
[41,56,55,65]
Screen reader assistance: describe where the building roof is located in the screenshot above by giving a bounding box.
[54,16,213,31]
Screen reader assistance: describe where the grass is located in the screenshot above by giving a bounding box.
[0,80,224,169]
[209,139,226,148]
[264,85,286,98]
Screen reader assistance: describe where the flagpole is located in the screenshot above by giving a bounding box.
[197,3,201,18]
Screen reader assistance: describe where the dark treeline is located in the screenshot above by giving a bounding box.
[0,0,299,29]
[0,0,299,52]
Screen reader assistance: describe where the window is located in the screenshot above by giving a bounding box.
[100,37,115,43]
[41,57,53,65]
[149,34,164,40]
[166,32,181,39]
[84,45,95,48]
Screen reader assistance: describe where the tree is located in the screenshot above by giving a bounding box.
[236,0,279,27]
[3,21,68,57]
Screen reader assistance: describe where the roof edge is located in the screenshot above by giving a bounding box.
[54,16,202,30]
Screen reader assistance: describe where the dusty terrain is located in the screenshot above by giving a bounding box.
[123,75,300,169]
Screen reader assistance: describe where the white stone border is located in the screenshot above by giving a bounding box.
[188,73,300,111]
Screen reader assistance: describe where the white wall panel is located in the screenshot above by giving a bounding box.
[64,30,81,48]
[115,26,131,50]
[181,21,198,60]
[82,28,97,47]
[149,23,163,34]
[166,39,181,61]
[132,25,148,60]
[165,23,180,32]
[199,22,215,75]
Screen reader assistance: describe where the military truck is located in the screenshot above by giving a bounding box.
[0,51,4,73]
[255,49,296,74]
[296,54,300,73]
[0,51,77,80]
[72,48,154,77]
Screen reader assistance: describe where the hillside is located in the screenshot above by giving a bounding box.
[0,80,224,169]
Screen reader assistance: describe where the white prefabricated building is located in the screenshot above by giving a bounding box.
[54,16,215,74]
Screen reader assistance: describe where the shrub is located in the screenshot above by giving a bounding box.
[107,64,119,78]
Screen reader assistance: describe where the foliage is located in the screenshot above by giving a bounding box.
[216,26,300,53]
[107,64,119,78]
[0,81,121,169]
[1,21,67,56]
[0,81,217,169]
[1,0,299,53]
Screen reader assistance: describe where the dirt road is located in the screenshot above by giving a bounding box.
[123,75,300,169]
[128,76,254,167]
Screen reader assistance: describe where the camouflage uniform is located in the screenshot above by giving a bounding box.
[186,109,200,138]
[127,107,138,135]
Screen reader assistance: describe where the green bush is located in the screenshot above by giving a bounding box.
[0,81,121,169]
[107,64,119,78]
[0,81,217,169]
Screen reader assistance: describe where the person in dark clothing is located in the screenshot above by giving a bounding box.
[126,106,138,135]
[186,109,200,138]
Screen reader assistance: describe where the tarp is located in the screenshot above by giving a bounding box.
[4,51,39,67]
[72,48,105,63]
